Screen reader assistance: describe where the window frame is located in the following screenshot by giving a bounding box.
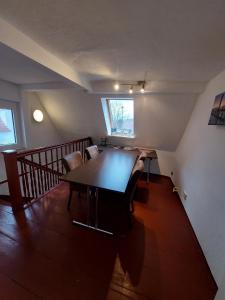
[101,98,135,138]
[0,99,23,151]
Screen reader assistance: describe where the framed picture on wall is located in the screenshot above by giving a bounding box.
[208,92,225,125]
[217,94,225,125]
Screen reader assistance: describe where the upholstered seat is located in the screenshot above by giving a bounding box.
[62,151,86,210]
[62,151,83,172]
[132,159,144,174]
[85,145,99,160]
[138,151,148,161]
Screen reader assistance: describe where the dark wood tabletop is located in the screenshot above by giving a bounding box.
[60,148,138,193]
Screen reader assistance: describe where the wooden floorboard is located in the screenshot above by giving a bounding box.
[0,176,217,300]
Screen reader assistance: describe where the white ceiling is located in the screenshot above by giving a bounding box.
[0,0,225,86]
[0,42,69,84]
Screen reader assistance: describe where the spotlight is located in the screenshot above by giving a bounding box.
[114,83,120,90]
[129,86,133,94]
[140,83,145,93]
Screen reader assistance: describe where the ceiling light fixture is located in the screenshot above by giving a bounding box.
[140,83,145,93]
[114,83,120,90]
[113,80,146,93]
[33,109,44,122]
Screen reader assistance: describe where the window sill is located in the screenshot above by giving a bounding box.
[107,135,136,139]
[0,144,24,152]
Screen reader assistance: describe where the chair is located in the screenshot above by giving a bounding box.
[62,151,83,172]
[115,169,143,228]
[127,158,144,216]
[99,168,142,230]
[119,154,145,217]
[62,151,86,210]
[85,145,100,160]
[127,168,143,218]
[132,158,145,175]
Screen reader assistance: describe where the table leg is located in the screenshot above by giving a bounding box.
[87,186,91,225]
[72,186,91,228]
[72,186,113,236]
[147,158,151,183]
[95,188,99,228]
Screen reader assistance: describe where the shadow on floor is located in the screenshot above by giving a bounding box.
[5,187,147,299]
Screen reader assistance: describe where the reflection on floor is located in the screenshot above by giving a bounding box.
[0,175,217,300]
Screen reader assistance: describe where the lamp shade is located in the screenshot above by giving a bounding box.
[33,109,44,122]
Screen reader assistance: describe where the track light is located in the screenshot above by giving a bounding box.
[129,86,133,94]
[113,80,146,93]
[140,83,145,93]
[114,83,120,90]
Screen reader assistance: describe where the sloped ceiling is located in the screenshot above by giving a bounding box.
[0,42,68,84]
[0,17,90,89]
[0,0,225,86]
[38,89,197,151]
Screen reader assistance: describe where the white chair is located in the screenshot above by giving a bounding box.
[138,151,148,161]
[62,151,83,172]
[62,151,85,210]
[85,145,99,160]
[132,159,145,175]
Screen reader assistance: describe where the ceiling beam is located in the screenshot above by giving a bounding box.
[0,17,91,91]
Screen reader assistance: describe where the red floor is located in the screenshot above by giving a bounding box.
[0,176,217,299]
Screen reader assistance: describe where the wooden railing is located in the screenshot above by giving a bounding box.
[1,137,92,211]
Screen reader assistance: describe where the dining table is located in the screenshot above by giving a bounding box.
[60,148,138,235]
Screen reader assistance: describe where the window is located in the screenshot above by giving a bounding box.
[102,98,134,138]
[0,100,23,150]
[0,108,16,145]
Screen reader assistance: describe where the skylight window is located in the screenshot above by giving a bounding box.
[101,98,134,138]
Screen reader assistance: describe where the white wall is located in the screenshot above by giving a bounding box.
[0,79,21,193]
[173,70,225,293]
[39,89,197,151]
[20,91,62,148]
[215,274,225,300]
[0,78,20,101]
[0,82,62,195]
[38,89,197,176]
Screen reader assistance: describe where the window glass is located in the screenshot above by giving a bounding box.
[108,99,134,137]
[0,108,16,145]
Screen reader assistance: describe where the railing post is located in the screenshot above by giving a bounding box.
[88,137,93,146]
[2,150,23,211]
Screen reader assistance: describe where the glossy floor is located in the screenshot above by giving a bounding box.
[0,176,217,299]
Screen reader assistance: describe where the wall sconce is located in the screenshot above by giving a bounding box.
[33,109,44,122]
